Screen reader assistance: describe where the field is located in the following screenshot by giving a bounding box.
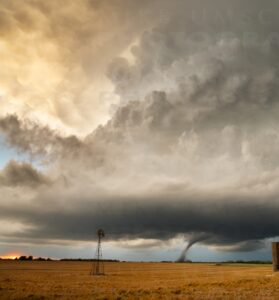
[0,261,278,299]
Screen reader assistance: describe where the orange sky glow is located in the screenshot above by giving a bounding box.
[0,253,21,260]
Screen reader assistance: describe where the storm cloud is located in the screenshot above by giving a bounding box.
[0,160,50,187]
[1,0,279,256]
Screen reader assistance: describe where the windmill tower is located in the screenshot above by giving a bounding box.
[91,229,105,275]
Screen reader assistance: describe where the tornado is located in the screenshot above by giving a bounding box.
[177,234,210,262]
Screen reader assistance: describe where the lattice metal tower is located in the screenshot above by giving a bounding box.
[91,229,105,275]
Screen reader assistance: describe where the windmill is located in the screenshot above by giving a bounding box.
[91,229,105,275]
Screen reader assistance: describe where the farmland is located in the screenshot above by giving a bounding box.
[0,261,278,299]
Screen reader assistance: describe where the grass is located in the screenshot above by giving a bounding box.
[0,261,277,299]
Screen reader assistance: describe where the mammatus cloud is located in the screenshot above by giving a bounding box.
[0,0,164,133]
[1,0,279,256]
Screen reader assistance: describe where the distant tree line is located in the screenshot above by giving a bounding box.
[1,257,271,264]
[60,258,120,262]
[14,256,53,261]
[0,256,119,261]
[222,260,272,264]
[174,260,272,264]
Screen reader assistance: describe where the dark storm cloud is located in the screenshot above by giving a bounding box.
[0,189,279,251]
[0,115,84,158]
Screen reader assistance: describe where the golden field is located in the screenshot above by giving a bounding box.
[0,261,278,299]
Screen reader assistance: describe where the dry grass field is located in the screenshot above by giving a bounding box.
[0,260,278,299]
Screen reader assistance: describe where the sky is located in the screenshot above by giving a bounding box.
[1,0,279,261]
